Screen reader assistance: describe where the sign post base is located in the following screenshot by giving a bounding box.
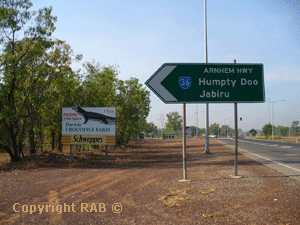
[229,175,242,179]
[178,179,191,183]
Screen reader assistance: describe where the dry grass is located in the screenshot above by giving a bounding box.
[158,188,192,207]
[201,213,220,220]
[0,153,11,163]
[275,137,300,143]
[198,188,216,195]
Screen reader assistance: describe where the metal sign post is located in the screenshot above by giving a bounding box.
[232,59,241,178]
[70,144,73,162]
[234,102,238,176]
[183,103,187,180]
[179,103,190,182]
[105,145,108,163]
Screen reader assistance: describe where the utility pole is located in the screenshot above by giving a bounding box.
[268,99,285,140]
[233,59,239,177]
[267,98,270,124]
[195,105,205,139]
[204,0,210,154]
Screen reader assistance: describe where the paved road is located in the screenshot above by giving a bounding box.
[219,138,300,181]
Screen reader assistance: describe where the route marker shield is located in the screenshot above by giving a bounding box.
[179,77,192,90]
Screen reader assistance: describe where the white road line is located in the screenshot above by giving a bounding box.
[239,140,277,147]
[259,143,269,146]
[239,140,296,149]
[239,140,263,145]
[239,148,300,173]
[279,146,292,149]
[219,140,300,173]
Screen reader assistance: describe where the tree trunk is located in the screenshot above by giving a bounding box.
[51,130,55,150]
[18,141,24,158]
[29,126,36,154]
[58,133,62,152]
[39,129,44,153]
[0,143,20,162]
[10,128,20,162]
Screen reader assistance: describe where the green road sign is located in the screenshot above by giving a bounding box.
[145,63,265,103]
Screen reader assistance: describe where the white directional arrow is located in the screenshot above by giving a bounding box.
[145,65,177,102]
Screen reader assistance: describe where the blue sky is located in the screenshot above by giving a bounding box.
[32,0,300,131]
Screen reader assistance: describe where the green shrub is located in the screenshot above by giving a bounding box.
[255,135,281,140]
[255,136,268,140]
[268,135,281,140]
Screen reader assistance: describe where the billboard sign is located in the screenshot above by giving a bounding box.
[62,102,116,145]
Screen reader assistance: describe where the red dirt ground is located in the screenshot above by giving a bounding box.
[0,139,299,224]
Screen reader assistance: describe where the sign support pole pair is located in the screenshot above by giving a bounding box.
[145,61,264,181]
[179,59,241,181]
[69,144,108,163]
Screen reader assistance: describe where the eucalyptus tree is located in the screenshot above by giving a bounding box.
[0,0,57,161]
[291,121,300,136]
[262,123,272,138]
[116,78,150,146]
[209,123,220,136]
[165,112,183,135]
[81,61,118,107]
[79,62,150,147]
[39,40,82,151]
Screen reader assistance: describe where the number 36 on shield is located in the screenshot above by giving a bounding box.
[179,77,192,90]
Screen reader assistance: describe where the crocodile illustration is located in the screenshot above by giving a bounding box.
[72,102,116,124]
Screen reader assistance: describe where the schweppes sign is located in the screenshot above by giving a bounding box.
[62,102,116,145]
[62,135,115,145]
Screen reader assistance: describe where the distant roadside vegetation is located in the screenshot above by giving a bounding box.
[246,121,300,141]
